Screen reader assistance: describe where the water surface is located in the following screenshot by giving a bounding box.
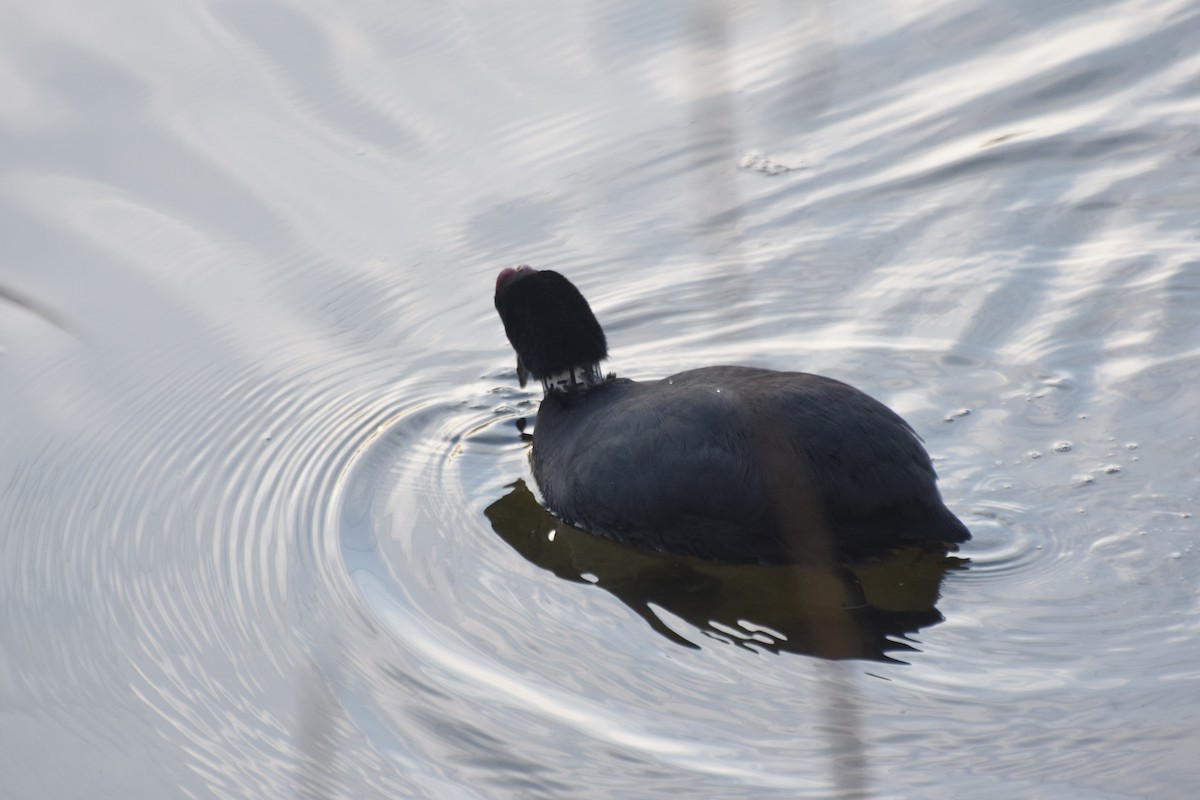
[3,1,1199,797]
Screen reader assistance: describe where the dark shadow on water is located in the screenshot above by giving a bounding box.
[0,281,74,335]
[484,479,967,662]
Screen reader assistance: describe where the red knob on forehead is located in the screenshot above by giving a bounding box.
[496,264,534,291]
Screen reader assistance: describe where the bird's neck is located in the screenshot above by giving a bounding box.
[540,362,605,395]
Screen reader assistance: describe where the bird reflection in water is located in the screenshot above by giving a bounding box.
[484,479,967,662]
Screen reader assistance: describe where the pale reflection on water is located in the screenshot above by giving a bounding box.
[3,0,1200,798]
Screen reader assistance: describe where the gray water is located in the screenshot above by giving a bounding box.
[3,0,1200,797]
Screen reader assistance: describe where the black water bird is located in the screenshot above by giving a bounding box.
[494,266,969,565]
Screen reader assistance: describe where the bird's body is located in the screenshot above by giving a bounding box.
[494,267,969,564]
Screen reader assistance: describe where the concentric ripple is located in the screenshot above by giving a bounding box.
[1,328,492,796]
[323,379,804,790]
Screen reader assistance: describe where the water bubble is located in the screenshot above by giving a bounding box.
[739,151,799,176]
[1053,441,1073,452]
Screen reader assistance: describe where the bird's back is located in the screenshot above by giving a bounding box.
[531,366,968,564]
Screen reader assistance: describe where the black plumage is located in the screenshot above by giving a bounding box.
[495,267,607,380]
[494,267,969,565]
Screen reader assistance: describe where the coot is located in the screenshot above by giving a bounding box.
[494,265,970,565]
